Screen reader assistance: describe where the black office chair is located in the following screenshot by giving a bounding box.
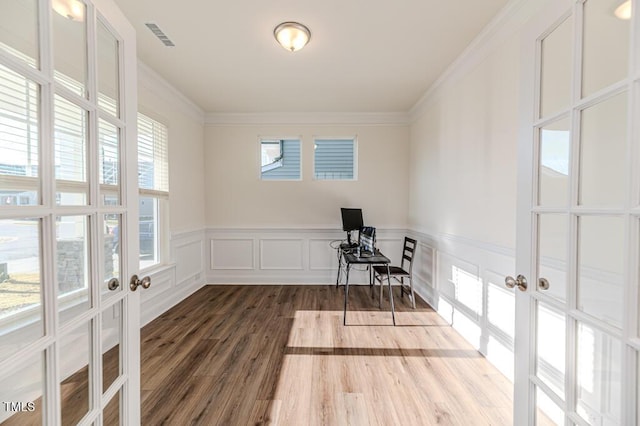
[373,237,417,309]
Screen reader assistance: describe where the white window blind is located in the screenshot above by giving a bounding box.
[137,113,168,195]
[0,64,39,179]
[54,95,87,183]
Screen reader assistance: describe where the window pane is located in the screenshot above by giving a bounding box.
[0,64,39,205]
[55,96,88,206]
[0,0,39,68]
[52,0,87,97]
[102,301,121,392]
[138,114,168,192]
[537,214,567,301]
[540,15,572,118]
[536,386,564,426]
[576,323,621,425]
[0,351,44,425]
[139,196,158,270]
[314,138,355,180]
[99,119,120,205]
[578,216,624,328]
[582,0,630,97]
[0,218,42,360]
[97,20,120,117]
[579,93,627,207]
[536,302,566,398]
[60,321,92,426]
[57,215,91,325]
[102,214,121,299]
[261,139,300,180]
[538,118,570,207]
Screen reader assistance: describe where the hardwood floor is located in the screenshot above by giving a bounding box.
[140,285,513,425]
[1,284,514,425]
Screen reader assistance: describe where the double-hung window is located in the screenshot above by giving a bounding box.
[137,113,169,270]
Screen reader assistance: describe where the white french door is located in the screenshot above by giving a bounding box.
[515,0,639,424]
[0,0,141,424]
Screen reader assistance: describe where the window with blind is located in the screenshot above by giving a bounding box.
[137,113,168,270]
[0,63,39,206]
[314,138,357,180]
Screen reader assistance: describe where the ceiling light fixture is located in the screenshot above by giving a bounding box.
[274,22,311,52]
[614,0,632,20]
[52,0,85,21]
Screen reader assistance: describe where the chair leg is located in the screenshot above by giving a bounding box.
[379,274,384,309]
[408,276,416,309]
[400,277,404,298]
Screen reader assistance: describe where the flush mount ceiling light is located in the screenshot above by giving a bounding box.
[274,22,311,52]
[614,0,632,20]
[52,0,85,21]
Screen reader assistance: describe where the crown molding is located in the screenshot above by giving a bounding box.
[137,60,206,124]
[409,0,538,122]
[205,111,410,126]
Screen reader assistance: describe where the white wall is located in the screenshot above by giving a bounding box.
[205,121,410,229]
[405,0,548,377]
[136,63,207,324]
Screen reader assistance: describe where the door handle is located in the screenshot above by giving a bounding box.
[130,274,151,291]
[505,275,527,292]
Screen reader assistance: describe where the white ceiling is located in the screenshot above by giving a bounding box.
[113,0,510,114]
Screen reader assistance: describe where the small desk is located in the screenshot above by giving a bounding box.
[341,250,395,326]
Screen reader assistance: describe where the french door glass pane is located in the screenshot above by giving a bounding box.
[0,0,39,68]
[57,215,91,325]
[102,301,121,393]
[536,302,566,398]
[536,386,564,425]
[0,64,40,205]
[102,214,121,299]
[538,118,570,207]
[576,322,622,425]
[60,321,92,426]
[97,20,120,118]
[0,351,43,425]
[55,95,88,205]
[103,387,121,425]
[577,216,624,327]
[0,218,42,360]
[579,93,627,207]
[581,0,630,97]
[537,214,567,301]
[52,0,87,97]
[139,196,158,270]
[99,119,120,205]
[540,16,572,118]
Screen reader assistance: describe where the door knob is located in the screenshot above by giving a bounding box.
[505,275,527,291]
[538,277,550,290]
[130,274,151,291]
[107,277,120,291]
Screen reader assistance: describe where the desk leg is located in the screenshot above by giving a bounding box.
[387,264,395,326]
[336,249,342,287]
[343,264,351,325]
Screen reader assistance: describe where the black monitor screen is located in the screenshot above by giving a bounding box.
[341,208,363,232]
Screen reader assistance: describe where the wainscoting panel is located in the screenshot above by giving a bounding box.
[309,238,340,271]
[260,239,304,270]
[140,229,207,326]
[210,239,255,270]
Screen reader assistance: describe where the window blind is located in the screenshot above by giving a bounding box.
[314,138,355,180]
[0,64,39,178]
[137,113,168,195]
[54,95,87,183]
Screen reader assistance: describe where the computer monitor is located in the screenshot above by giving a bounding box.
[341,208,363,245]
[341,208,363,231]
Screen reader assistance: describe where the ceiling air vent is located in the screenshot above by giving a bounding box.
[145,23,175,47]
